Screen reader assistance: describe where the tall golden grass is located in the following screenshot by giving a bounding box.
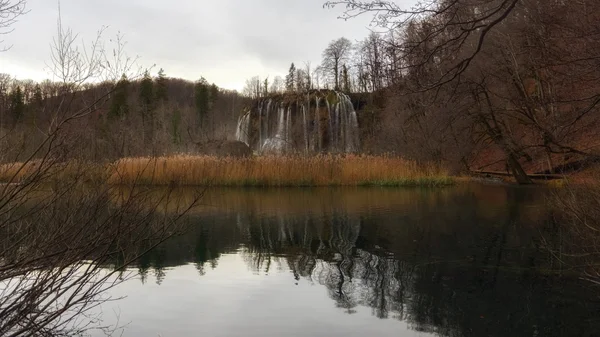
[0,160,107,184]
[108,154,453,187]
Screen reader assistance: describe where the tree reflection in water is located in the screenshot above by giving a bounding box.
[123,187,600,337]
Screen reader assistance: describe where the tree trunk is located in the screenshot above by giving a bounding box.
[334,59,339,91]
[506,153,533,184]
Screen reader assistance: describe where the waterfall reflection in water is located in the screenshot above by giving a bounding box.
[94,186,600,337]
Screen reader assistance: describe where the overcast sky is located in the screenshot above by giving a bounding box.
[1,0,411,91]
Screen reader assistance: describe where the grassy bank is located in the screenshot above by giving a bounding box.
[109,155,454,187]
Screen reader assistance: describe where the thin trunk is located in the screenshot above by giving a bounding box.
[506,153,533,185]
[476,90,534,185]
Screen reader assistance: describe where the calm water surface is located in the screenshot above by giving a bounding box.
[93,185,600,337]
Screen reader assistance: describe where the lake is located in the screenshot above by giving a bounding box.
[91,185,600,337]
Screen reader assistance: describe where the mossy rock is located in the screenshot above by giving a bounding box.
[195,140,252,157]
[326,91,340,106]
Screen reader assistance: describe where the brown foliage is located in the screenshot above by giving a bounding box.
[334,0,600,182]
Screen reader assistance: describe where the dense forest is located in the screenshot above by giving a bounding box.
[0,70,248,161]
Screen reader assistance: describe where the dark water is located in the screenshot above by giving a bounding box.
[93,185,600,337]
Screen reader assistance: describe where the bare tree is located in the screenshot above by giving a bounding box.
[0,0,27,51]
[0,5,202,336]
[546,180,600,286]
[328,0,600,183]
[321,37,353,90]
[303,62,313,90]
[324,0,520,90]
[355,32,385,92]
[243,76,262,99]
[269,75,284,94]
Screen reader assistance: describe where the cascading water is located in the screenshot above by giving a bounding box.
[235,90,360,154]
[235,112,251,146]
[314,96,321,151]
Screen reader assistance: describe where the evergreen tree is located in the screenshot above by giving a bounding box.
[263,77,269,97]
[33,84,43,107]
[139,70,154,108]
[194,77,210,128]
[342,64,351,93]
[139,70,155,143]
[285,63,296,92]
[209,84,219,109]
[8,86,25,124]
[155,68,168,102]
[30,84,44,125]
[110,74,130,119]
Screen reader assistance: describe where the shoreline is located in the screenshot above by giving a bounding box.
[0,155,580,188]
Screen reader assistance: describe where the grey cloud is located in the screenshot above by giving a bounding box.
[0,0,400,90]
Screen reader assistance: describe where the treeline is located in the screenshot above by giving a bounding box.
[358,0,600,182]
[0,70,248,162]
[247,0,600,182]
[242,33,398,97]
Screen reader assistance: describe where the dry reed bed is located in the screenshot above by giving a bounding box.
[0,160,107,184]
[109,155,453,187]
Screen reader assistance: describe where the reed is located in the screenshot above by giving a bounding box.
[0,160,108,184]
[108,154,454,187]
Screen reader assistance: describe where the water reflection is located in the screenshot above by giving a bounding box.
[116,186,600,337]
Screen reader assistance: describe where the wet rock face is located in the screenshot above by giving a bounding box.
[196,140,253,157]
[235,90,360,154]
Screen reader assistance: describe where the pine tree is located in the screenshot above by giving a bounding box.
[139,70,155,143]
[31,84,44,125]
[155,68,168,102]
[33,84,43,108]
[342,64,351,93]
[263,77,269,97]
[110,75,130,119]
[285,63,296,92]
[209,84,219,109]
[194,77,210,129]
[140,70,154,108]
[9,86,25,124]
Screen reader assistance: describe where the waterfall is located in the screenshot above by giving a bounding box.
[261,105,287,153]
[315,96,321,152]
[326,99,333,152]
[286,105,292,151]
[334,93,340,151]
[266,99,272,141]
[235,112,251,146]
[258,100,263,152]
[235,90,360,154]
[345,95,360,152]
[302,104,308,153]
